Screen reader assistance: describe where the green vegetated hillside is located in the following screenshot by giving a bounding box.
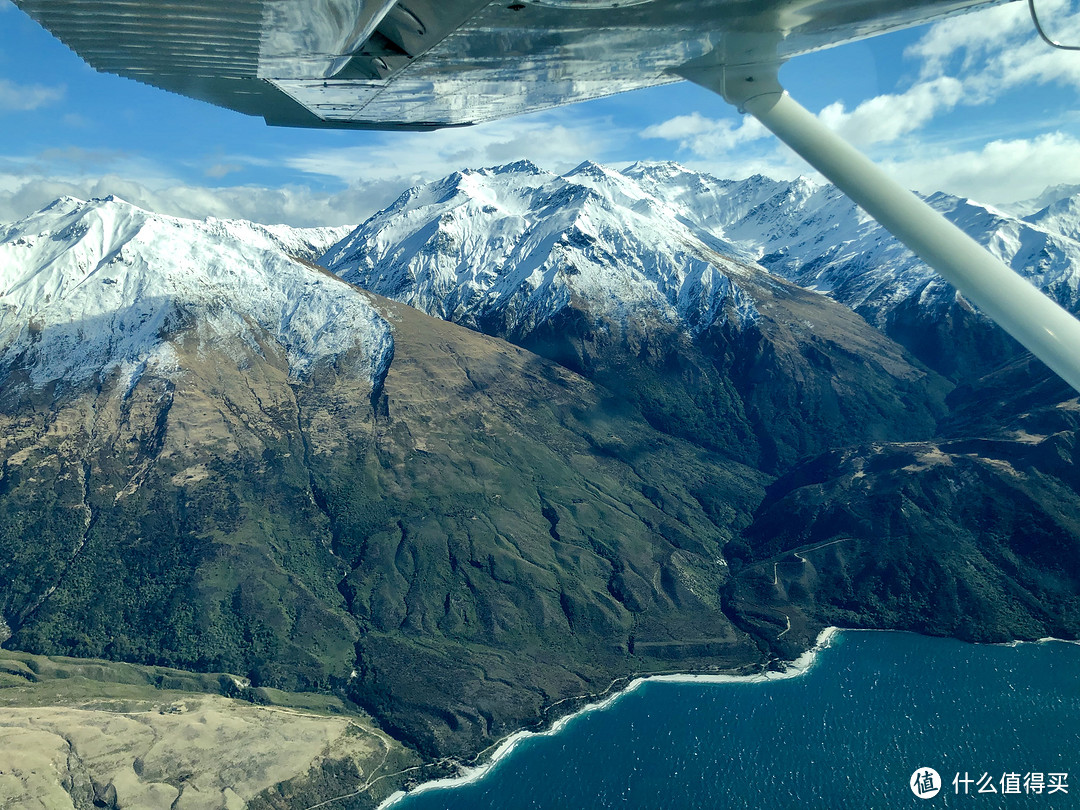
[727,355,1080,660]
[0,286,773,765]
[303,295,771,757]
[3,252,1080,808]
[456,269,1080,667]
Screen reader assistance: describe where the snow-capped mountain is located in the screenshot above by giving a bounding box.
[324,160,959,472]
[322,160,1080,385]
[0,196,391,394]
[1008,183,1080,218]
[322,160,762,340]
[622,162,1080,327]
[244,221,353,263]
[1023,194,1080,245]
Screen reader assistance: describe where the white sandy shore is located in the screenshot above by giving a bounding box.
[378,627,841,810]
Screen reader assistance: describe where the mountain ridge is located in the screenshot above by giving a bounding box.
[322,158,1080,395]
[2,193,774,779]
[0,195,388,398]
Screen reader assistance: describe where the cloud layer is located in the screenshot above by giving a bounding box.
[0,171,389,228]
[0,78,64,111]
[4,0,1079,225]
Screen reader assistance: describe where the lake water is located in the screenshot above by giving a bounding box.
[386,631,1080,809]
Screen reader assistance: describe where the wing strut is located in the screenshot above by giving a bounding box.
[679,59,1080,395]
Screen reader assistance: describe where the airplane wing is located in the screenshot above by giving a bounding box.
[12,0,1006,130]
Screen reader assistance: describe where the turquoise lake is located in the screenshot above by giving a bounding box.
[388,631,1080,809]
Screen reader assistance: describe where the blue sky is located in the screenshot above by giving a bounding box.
[2,0,1080,226]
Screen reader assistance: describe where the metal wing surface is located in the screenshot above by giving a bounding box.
[13,0,1005,130]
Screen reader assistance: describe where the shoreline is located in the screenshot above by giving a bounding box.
[377,626,840,809]
[376,628,1077,807]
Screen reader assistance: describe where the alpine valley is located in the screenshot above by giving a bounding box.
[2,162,1079,809]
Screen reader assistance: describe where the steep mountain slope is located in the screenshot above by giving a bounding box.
[323,162,949,472]
[0,196,774,769]
[322,160,759,337]
[0,196,387,394]
[318,161,1080,661]
[334,294,767,756]
[612,164,1080,652]
[728,424,1080,659]
[0,195,394,690]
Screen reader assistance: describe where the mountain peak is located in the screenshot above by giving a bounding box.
[621,160,693,179]
[480,159,545,176]
[1,200,392,395]
[565,159,616,179]
[57,194,153,222]
[319,159,1080,390]
[324,158,770,340]
[42,194,86,211]
[1010,182,1080,217]
[91,193,130,205]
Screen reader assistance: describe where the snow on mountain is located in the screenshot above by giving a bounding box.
[1008,183,1080,218]
[620,162,791,240]
[6,164,1077,401]
[238,221,353,263]
[1023,194,1080,245]
[321,160,763,339]
[320,159,1080,348]
[0,196,392,393]
[627,162,1080,326]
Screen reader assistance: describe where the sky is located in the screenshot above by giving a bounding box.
[2,0,1080,227]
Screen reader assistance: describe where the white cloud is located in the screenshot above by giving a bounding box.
[0,171,396,227]
[0,110,628,227]
[5,147,178,190]
[650,125,1080,210]
[3,0,1078,227]
[810,0,1080,154]
[817,76,966,147]
[204,163,245,179]
[637,108,823,186]
[61,113,92,128]
[287,115,622,186]
[908,0,1080,96]
[0,78,65,111]
[632,0,1080,209]
[879,131,1080,204]
[906,2,1033,75]
[641,112,768,154]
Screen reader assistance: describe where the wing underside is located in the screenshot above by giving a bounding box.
[14,0,1006,129]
